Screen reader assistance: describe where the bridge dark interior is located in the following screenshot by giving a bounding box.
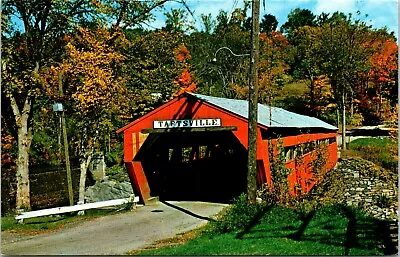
[135,131,248,203]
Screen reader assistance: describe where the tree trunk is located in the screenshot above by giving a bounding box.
[341,91,347,150]
[309,73,315,112]
[336,108,340,128]
[78,154,92,205]
[10,95,32,211]
[350,90,354,117]
[16,124,32,211]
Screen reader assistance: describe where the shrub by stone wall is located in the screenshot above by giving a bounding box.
[105,165,130,183]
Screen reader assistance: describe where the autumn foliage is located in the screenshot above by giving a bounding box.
[174,69,197,96]
[369,39,398,84]
[1,126,17,212]
[173,44,197,96]
[62,27,126,114]
[1,128,15,168]
[174,44,192,62]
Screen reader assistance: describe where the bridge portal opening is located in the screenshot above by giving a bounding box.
[134,131,247,203]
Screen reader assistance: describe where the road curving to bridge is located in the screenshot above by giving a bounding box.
[1,201,227,255]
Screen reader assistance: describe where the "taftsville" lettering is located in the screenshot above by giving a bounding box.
[153,118,221,129]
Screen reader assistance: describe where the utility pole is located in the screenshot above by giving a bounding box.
[58,73,74,206]
[247,0,260,203]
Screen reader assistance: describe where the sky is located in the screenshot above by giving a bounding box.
[149,0,398,38]
[8,0,398,39]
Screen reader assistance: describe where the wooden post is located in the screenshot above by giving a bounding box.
[247,0,260,203]
[59,73,74,206]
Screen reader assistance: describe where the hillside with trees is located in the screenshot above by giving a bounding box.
[2,1,398,213]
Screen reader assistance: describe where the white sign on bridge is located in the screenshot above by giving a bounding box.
[153,118,221,129]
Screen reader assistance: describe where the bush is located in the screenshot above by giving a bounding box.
[381,158,398,174]
[211,194,267,233]
[347,113,364,127]
[317,110,337,127]
[106,165,130,183]
[105,142,124,167]
[375,194,395,209]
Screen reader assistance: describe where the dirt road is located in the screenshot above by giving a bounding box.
[1,201,227,255]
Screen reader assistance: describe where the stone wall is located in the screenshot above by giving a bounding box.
[335,159,398,221]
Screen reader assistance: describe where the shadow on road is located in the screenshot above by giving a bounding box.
[161,201,216,222]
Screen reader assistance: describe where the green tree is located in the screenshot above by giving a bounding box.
[260,14,278,35]
[185,30,216,95]
[163,8,194,32]
[317,14,374,149]
[208,8,251,98]
[200,13,216,34]
[281,8,316,40]
[122,30,195,120]
[289,25,323,113]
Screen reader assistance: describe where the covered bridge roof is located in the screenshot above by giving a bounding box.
[189,93,337,130]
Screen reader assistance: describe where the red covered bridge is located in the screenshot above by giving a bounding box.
[117,93,338,204]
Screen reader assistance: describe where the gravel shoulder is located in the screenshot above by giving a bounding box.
[1,201,227,255]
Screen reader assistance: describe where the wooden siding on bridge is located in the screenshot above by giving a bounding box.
[117,93,338,204]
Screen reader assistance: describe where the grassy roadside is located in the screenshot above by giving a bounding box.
[1,207,131,235]
[134,205,386,256]
[344,137,397,175]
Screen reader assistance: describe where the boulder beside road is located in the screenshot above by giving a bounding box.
[85,180,134,203]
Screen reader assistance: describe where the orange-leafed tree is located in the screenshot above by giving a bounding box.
[368,38,398,120]
[174,69,197,96]
[306,75,336,121]
[49,26,127,206]
[174,44,197,96]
